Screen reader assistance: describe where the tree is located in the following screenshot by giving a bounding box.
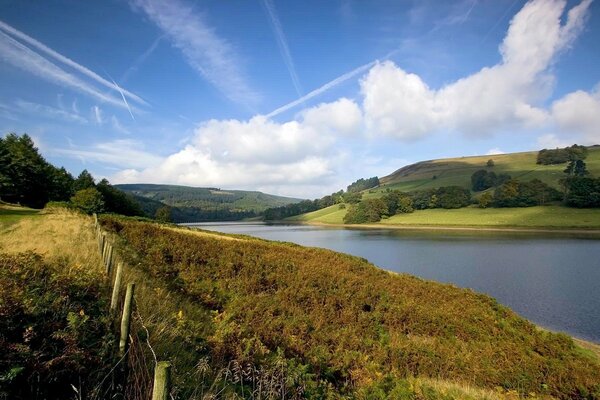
[487,159,495,167]
[564,159,589,177]
[96,179,144,216]
[155,205,172,222]
[73,170,96,192]
[0,133,51,207]
[478,192,493,208]
[71,188,105,214]
[435,186,472,209]
[47,167,75,202]
[563,177,600,208]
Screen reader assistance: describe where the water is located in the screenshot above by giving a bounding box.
[187,222,600,342]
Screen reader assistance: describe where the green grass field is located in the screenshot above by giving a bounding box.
[290,204,600,230]
[365,146,600,197]
[0,204,41,228]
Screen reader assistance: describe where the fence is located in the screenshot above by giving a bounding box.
[93,213,172,400]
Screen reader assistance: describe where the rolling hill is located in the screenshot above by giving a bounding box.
[115,183,303,222]
[373,145,600,195]
[289,146,600,228]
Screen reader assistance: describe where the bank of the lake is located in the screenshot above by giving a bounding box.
[195,221,600,343]
[287,204,600,232]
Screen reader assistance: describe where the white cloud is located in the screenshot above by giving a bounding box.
[130,0,259,106]
[551,87,600,143]
[537,133,570,148]
[300,98,362,136]
[92,106,103,124]
[361,0,591,140]
[110,99,365,193]
[54,139,162,169]
[13,99,88,123]
[486,148,505,155]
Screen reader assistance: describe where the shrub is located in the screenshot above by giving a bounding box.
[70,188,105,214]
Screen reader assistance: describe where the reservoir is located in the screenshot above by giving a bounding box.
[189,222,600,342]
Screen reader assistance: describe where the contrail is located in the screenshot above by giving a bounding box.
[0,19,147,106]
[261,0,303,97]
[111,78,136,122]
[265,60,377,118]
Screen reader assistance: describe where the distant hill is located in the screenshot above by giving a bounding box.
[115,183,303,222]
[375,145,600,194]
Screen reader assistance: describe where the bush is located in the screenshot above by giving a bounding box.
[0,252,111,400]
[70,188,105,214]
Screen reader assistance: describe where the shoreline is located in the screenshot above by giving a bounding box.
[291,220,600,235]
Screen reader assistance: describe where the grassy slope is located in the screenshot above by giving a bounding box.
[373,146,600,195]
[100,216,600,399]
[293,147,600,229]
[2,208,600,398]
[292,204,600,229]
[116,183,302,212]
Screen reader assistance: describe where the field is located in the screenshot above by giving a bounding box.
[2,207,600,399]
[0,203,41,228]
[291,204,600,230]
[368,146,600,196]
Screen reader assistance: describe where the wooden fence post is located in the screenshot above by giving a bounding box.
[105,244,114,275]
[98,232,105,254]
[119,283,135,357]
[110,262,124,312]
[151,362,171,400]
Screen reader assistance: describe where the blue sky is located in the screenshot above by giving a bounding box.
[0,0,599,198]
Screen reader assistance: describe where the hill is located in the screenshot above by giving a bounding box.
[116,183,303,222]
[374,145,600,195]
[1,206,599,399]
[289,146,600,229]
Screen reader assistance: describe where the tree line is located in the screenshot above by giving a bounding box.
[263,176,379,220]
[0,133,145,216]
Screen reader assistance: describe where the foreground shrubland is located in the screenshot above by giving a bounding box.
[99,215,600,399]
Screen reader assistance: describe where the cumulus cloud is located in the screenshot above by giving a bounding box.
[551,87,600,143]
[361,0,591,140]
[112,99,362,193]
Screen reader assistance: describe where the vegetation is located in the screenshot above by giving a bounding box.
[471,169,511,191]
[376,146,600,195]
[0,133,144,216]
[0,253,112,399]
[116,183,302,222]
[96,215,600,399]
[537,144,588,165]
[0,133,74,208]
[347,176,380,193]
[493,179,562,207]
[564,177,600,208]
[291,203,600,230]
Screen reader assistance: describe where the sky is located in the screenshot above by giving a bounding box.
[0,0,599,198]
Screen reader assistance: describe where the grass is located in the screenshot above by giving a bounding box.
[371,147,600,195]
[2,207,600,398]
[0,203,41,228]
[290,204,600,230]
[99,215,600,399]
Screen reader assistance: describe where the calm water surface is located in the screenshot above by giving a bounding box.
[188,222,600,342]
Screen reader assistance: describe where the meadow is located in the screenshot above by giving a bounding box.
[290,204,600,230]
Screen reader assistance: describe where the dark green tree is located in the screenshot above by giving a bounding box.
[564,159,589,177]
[0,133,51,207]
[96,179,143,216]
[73,169,96,192]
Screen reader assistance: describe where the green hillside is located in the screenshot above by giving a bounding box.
[371,146,600,196]
[116,183,303,222]
[289,146,600,229]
